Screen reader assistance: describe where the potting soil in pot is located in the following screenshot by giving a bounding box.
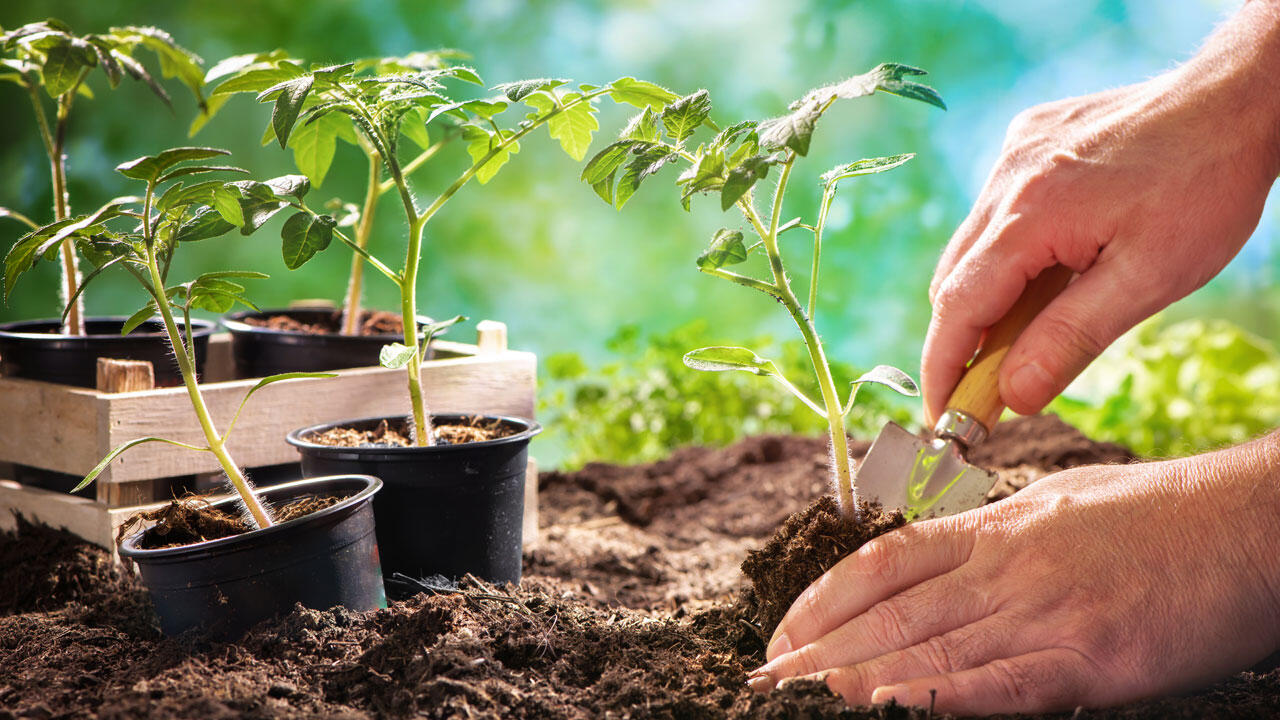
[4,415,1280,719]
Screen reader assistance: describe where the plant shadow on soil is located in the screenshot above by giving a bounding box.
[3,415,1280,719]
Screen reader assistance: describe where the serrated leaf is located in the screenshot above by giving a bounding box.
[493,77,568,102]
[280,212,335,269]
[682,346,778,376]
[608,76,678,110]
[711,120,757,149]
[820,154,915,185]
[757,98,822,156]
[464,126,520,184]
[661,89,711,142]
[826,63,946,110]
[696,228,748,270]
[289,111,347,186]
[620,106,660,143]
[3,218,74,300]
[525,93,599,161]
[615,146,675,209]
[271,74,314,148]
[581,140,641,185]
[721,154,775,211]
[173,207,235,243]
[210,65,303,96]
[379,342,417,369]
[117,147,230,183]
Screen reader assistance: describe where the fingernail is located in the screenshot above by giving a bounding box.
[1007,362,1053,411]
[747,674,774,693]
[766,632,793,659]
[871,684,910,705]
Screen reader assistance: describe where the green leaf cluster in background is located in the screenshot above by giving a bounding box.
[541,321,915,470]
[1051,317,1280,457]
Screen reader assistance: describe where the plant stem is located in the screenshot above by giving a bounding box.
[742,161,859,518]
[340,151,382,335]
[809,184,837,321]
[142,190,273,529]
[50,95,84,336]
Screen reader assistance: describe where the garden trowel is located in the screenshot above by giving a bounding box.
[858,265,1074,519]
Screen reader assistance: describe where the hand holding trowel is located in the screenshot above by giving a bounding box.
[859,264,1075,519]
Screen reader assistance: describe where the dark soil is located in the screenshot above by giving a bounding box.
[307,416,517,448]
[6,414,1279,719]
[243,309,403,336]
[128,494,345,549]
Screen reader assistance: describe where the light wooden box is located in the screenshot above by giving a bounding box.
[0,321,540,550]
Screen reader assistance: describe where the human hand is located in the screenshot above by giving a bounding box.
[748,433,1280,715]
[921,0,1280,426]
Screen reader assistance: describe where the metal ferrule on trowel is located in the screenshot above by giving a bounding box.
[858,265,1075,519]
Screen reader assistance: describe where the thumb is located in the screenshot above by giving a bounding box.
[998,261,1160,414]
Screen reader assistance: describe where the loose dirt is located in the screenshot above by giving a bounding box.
[5,415,1279,719]
[242,310,403,336]
[307,417,517,448]
[125,495,346,550]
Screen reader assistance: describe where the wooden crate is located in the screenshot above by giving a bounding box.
[0,320,542,551]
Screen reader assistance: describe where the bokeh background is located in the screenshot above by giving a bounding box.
[2,0,1276,466]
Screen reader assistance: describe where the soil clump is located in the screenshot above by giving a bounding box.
[307,416,516,448]
[5,414,1277,719]
[127,494,346,549]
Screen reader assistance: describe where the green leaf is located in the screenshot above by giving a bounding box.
[419,314,465,343]
[156,164,248,184]
[265,174,310,200]
[619,106,660,143]
[400,105,432,151]
[526,93,599,161]
[696,228,748,270]
[109,26,206,102]
[608,77,679,110]
[851,365,919,397]
[117,147,230,183]
[270,75,314,149]
[121,302,158,334]
[223,371,336,441]
[280,212,335,269]
[72,436,207,492]
[581,140,642,185]
[660,89,711,142]
[615,146,675,209]
[212,184,244,226]
[757,99,822,156]
[224,180,288,234]
[711,120,757,150]
[826,63,946,110]
[682,346,778,376]
[379,342,417,369]
[289,111,346,186]
[210,65,303,96]
[41,38,85,97]
[492,77,568,102]
[721,154,775,211]
[820,153,915,185]
[676,145,726,202]
[463,126,520,184]
[173,207,235,243]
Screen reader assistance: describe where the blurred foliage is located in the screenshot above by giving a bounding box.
[1051,318,1280,458]
[541,320,915,469]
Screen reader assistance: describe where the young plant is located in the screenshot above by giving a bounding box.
[583,64,945,519]
[0,20,206,335]
[203,53,683,446]
[3,146,335,529]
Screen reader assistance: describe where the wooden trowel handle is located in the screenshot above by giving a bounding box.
[945,264,1075,432]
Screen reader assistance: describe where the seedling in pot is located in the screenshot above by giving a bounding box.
[0,19,206,335]
[205,53,685,446]
[3,146,336,529]
[584,64,945,520]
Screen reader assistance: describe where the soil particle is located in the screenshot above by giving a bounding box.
[129,494,345,549]
[242,310,402,336]
[306,416,517,448]
[4,415,1277,719]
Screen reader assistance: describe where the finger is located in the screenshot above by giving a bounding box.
[766,517,976,661]
[930,199,996,305]
[818,612,1024,702]
[921,214,1060,424]
[754,568,990,685]
[864,648,1095,715]
[997,253,1164,414]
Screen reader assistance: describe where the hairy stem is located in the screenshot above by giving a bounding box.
[142,212,273,528]
[51,94,84,336]
[810,184,837,321]
[340,151,382,335]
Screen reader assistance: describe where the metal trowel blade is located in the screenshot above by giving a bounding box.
[856,421,997,519]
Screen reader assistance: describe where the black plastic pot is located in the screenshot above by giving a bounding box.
[119,474,386,638]
[286,415,541,586]
[223,309,435,378]
[0,316,216,388]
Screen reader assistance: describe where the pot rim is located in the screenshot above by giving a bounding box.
[221,309,435,337]
[286,413,543,455]
[0,316,218,341]
[118,474,382,560]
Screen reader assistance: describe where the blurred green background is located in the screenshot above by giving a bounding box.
[2,0,1276,467]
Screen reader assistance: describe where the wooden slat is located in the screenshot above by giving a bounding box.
[0,479,164,552]
[96,358,155,393]
[0,379,102,475]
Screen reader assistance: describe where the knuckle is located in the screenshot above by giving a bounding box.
[866,600,911,649]
[983,657,1034,706]
[825,664,873,704]
[919,634,961,674]
[1034,312,1106,367]
[783,644,824,678]
[858,534,907,587]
